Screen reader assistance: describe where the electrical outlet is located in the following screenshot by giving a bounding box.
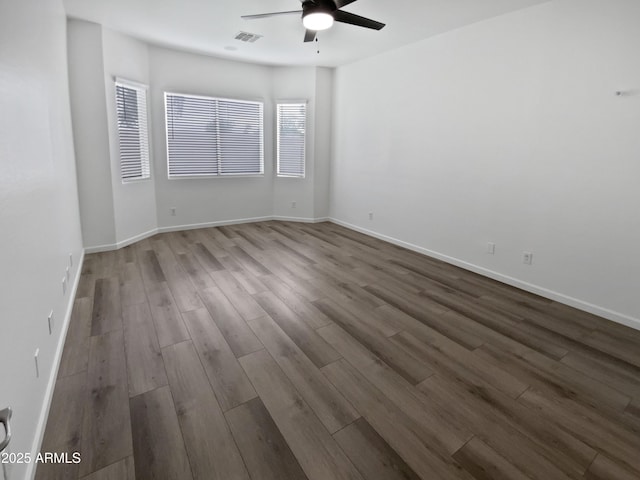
[368,212,373,220]
[291,201,297,209]
[523,252,533,265]
[170,207,176,216]
[62,276,67,295]
[34,348,40,378]
[487,242,496,254]
[48,311,54,335]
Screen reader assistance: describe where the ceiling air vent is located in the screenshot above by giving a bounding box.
[235,31,263,43]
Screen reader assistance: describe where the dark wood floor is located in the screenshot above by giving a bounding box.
[36,221,640,480]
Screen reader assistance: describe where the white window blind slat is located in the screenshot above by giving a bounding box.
[277,102,306,178]
[115,81,150,182]
[165,93,264,178]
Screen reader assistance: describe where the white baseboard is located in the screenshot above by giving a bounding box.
[329,218,640,332]
[84,216,330,252]
[26,250,86,480]
[84,242,119,254]
[272,216,329,223]
[157,216,274,233]
[116,228,159,249]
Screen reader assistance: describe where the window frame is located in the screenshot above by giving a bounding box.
[276,100,307,179]
[164,91,265,180]
[114,77,151,183]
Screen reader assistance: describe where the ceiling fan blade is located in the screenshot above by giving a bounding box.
[242,10,302,20]
[333,10,385,30]
[334,0,358,8]
[304,29,317,42]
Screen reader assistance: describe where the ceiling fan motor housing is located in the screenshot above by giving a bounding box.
[302,0,337,18]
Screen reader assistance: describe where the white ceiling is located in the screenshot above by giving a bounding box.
[63,0,549,67]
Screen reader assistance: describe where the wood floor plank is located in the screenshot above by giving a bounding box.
[239,349,364,480]
[420,288,570,361]
[234,226,270,250]
[261,260,325,301]
[159,260,204,313]
[585,454,640,480]
[138,249,166,285]
[76,272,96,299]
[479,294,594,341]
[182,308,257,411]
[119,262,146,307]
[419,375,577,480]
[321,359,473,480]
[129,386,193,480]
[122,302,168,397]
[333,417,422,480]
[162,341,250,480]
[91,276,122,336]
[452,436,532,480]
[176,251,217,290]
[259,274,332,329]
[583,330,640,369]
[247,314,359,433]
[58,297,92,377]
[209,226,237,248]
[561,350,640,400]
[318,323,471,452]
[314,288,399,337]
[518,388,640,473]
[229,267,269,295]
[314,297,432,384]
[190,241,225,272]
[416,370,597,476]
[40,372,86,453]
[226,397,309,480]
[227,245,271,276]
[363,283,488,350]
[79,457,135,480]
[34,461,79,480]
[476,343,631,413]
[145,281,190,348]
[165,230,192,255]
[42,221,640,480]
[199,286,263,357]
[79,330,132,477]
[212,269,268,321]
[390,329,528,399]
[625,398,640,420]
[254,291,341,368]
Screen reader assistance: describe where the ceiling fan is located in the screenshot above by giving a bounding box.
[241,0,385,43]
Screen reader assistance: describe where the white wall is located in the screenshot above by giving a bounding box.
[149,46,276,229]
[67,20,117,248]
[69,21,159,250]
[271,66,332,221]
[0,1,84,479]
[102,29,158,245]
[331,0,640,327]
[314,67,333,219]
[68,25,333,246]
[272,67,317,220]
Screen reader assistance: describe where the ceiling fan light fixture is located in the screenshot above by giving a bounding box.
[303,11,334,31]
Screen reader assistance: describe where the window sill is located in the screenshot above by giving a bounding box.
[167,174,265,180]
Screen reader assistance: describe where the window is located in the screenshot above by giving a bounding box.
[165,92,264,178]
[277,102,306,178]
[115,79,150,182]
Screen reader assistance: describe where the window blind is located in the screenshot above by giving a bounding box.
[277,102,306,178]
[165,92,264,178]
[115,80,150,181]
